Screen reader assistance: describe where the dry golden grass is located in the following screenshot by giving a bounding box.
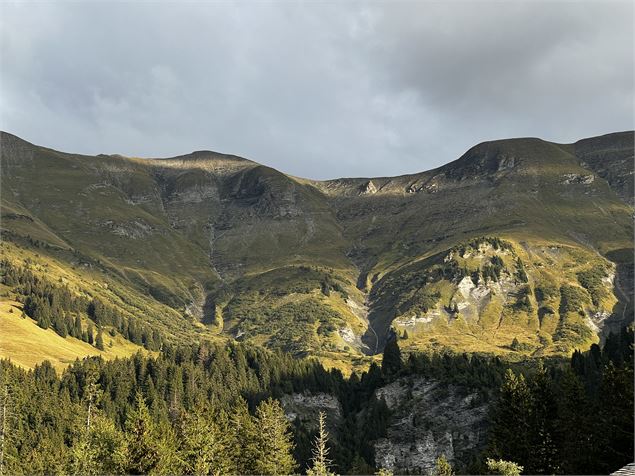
[0,300,146,372]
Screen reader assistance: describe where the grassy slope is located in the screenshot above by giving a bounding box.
[385,237,618,359]
[0,131,632,372]
[0,300,145,372]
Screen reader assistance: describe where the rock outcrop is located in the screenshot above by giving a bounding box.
[374,377,488,474]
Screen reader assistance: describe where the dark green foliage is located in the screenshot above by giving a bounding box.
[123,392,163,474]
[87,323,94,345]
[512,285,532,312]
[489,369,533,465]
[225,295,343,354]
[489,326,634,474]
[510,337,520,351]
[95,329,104,351]
[0,341,340,475]
[554,322,594,346]
[72,314,83,339]
[381,338,402,376]
[253,398,297,475]
[557,370,595,473]
[534,283,558,303]
[453,237,513,256]
[559,284,588,315]
[483,256,505,282]
[577,265,609,306]
[0,260,162,351]
[526,364,559,473]
[2,259,87,337]
[0,327,631,475]
[514,258,528,283]
[178,408,234,475]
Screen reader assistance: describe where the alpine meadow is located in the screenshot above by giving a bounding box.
[0,2,633,475]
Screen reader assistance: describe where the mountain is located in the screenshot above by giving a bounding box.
[1,131,633,371]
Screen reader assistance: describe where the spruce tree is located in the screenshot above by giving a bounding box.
[557,370,594,473]
[180,409,234,475]
[381,338,402,376]
[87,323,94,345]
[0,383,13,476]
[595,362,634,473]
[307,411,335,476]
[254,398,297,476]
[527,363,559,474]
[124,392,160,474]
[489,369,532,466]
[229,399,259,475]
[95,329,104,351]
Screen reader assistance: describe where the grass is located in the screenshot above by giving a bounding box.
[0,131,632,367]
[0,300,146,372]
[390,238,606,357]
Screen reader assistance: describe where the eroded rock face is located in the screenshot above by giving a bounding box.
[280,392,342,432]
[374,377,488,474]
[99,219,155,239]
[561,173,595,185]
[360,180,378,195]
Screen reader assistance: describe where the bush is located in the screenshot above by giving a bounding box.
[486,458,523,476]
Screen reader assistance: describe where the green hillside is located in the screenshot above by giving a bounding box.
[1,131,632,370]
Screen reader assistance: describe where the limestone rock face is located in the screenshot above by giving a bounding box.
[374,377,489,474]
[280,392,342,433]
[359,180,378,195]
[561,173,595,185]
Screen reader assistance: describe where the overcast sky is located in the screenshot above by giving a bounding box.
[1,1,633,179]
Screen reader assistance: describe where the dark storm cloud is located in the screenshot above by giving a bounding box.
[1,1,632,179]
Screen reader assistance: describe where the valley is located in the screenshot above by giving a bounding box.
[0,130,632,475]
[0,131,633,372]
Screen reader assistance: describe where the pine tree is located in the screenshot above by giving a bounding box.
[229,399,259,475]
[349,454,374,475]
[527,363,559,473]
[307,411,335,476]
[557,370,594,473]
[70,371,120,475]
[124,392,161,475]
[381,338,402,376]
[489,369,532,466]
[0,383,13,476]
[70,427,97,475]
[180,409,234,475]
[150,422,182,476]
[87,323,94,345]
[595,362,634,473]
[72,314,82,339]
[95,329,104,351]
[253,398,297,476]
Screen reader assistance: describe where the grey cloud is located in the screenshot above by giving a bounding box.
[1,1,632,179]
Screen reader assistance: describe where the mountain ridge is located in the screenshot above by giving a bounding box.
[1,130,632,372]
[3,129,632,184]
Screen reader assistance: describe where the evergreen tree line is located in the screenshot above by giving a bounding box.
[0,341,346,475]
[488,327,634,475]
[0,319,632,474]
[0,260,162,351]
